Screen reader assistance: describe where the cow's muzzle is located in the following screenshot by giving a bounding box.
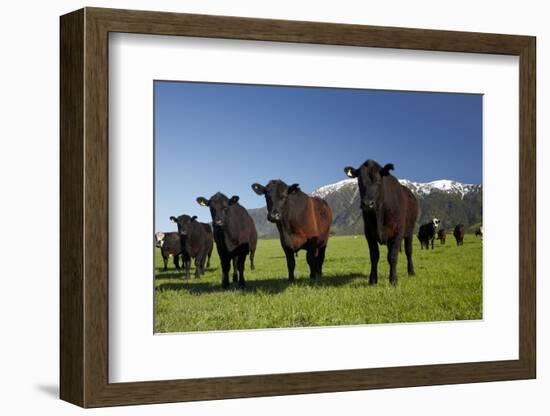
[361,200,376,210]
[268,212,281,223]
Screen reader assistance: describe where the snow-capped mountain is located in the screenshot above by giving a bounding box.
[396,179,481,199]
[248,177,482,239]
[312,178,481,200]
[312,178,356,199]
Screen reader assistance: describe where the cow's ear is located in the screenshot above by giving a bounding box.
[196,197,209,207]
[251,183,265,195]
[344,166,357,178]
[169,216,177,222]
[191,215,197,221]
[229,195,240,205]
[288,183,300,194]
[380,163,394,176]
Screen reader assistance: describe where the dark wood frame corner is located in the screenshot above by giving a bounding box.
[60,7,536,408]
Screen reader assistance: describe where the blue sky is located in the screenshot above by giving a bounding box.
[155,81,482,230]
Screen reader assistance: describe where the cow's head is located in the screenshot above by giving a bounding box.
[155,232,165,248]
[170,214,197,236]
[344,159,394,211]
[251,180,300,223]
[432,218,441,228]
[196,192,239,227]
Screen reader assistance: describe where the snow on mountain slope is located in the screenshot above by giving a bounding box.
[311,178,480,199]
[311,178,356,199]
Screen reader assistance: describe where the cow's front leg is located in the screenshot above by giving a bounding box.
[162,255,168,271]
[283,247,296,282]
[236,254,246,289]
[404,235,415,276]
[317,246,326,278]
[306,248,318,280]
[387,237,401,286]
[249,249,255,271]
[232,257,238,282]
[220,256,231,289]
[184,257,191,279]
[194,255,202,278]
[366,236,379,285]
[197,253,206,277]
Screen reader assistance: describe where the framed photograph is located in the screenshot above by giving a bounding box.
[60,7,536,408]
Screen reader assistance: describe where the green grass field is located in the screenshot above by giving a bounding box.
[154,234,482,333]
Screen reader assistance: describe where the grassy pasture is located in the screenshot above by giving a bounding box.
[154,234,482,333]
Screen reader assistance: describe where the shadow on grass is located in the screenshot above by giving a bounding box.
[155,271,184,279]
[268,253,300,259]
[155,266,218,279]
[156,273,364,295]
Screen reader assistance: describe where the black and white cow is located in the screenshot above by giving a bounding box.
[154,231,183,271]
[417,218,440,250]
[475,226,483,240]
[418,218,441,250]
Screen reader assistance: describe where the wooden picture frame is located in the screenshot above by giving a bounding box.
[60,7,536,408]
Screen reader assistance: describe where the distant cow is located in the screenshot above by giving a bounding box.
[453,224,465,246]
[196,193,257,289]
[344,160,418,286]
[170,215,214,279]
[252,180,332,281]
[154,231,182,271]
[417,218,440,250]
[437,229,447,245]
[475,226,483,240]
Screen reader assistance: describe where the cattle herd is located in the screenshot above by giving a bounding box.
[417,220,480,249]
[156,159,483,289]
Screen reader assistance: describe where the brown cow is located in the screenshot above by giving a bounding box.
[252,180,332,281]
[344,160,418,286]
[454,224,465,246]
[437,228,447,245]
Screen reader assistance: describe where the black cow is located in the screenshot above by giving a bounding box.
[437,229,447,245]
[344,160,418,286]
[200,222,214,268]
[154,232,182,271]
[252,180,332,281]
[196,193,257,289]
[170,215,214,279]
[453,224,465,246]
[418,218,440,250]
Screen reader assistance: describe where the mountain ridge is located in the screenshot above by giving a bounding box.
[312,178,481,199]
